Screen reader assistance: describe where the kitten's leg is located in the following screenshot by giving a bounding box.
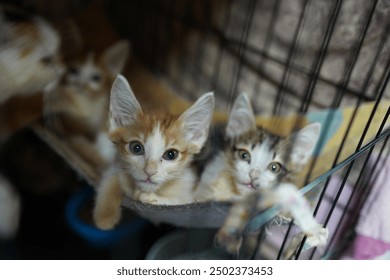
[93,172,123,230]
[270,183,329,259]
[216,194,258,254]
[137,192,184,205]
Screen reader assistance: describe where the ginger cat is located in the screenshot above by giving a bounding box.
[93,75,215,229]
[45,40,130,166]
[0,5,64,104]
[0,5,63,239]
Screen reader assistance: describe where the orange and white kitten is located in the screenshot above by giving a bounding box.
[0,6,63,239]
[46,40,130,164]
[93,75,215,229]
[0,5,64,103]
[195,93,321,202]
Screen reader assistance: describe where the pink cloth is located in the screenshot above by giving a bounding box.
[352,235,390,259]
[349,155,390,259]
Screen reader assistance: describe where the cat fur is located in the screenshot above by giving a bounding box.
[195,93,321,202]
[93,75,215,229]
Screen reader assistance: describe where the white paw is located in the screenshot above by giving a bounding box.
[138,192,159,204]
[306,226,329,248]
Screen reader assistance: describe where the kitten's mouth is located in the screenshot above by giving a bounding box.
[242,182,257,190]
[139,179,157,185]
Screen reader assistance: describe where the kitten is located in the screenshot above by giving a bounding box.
[204,93,327,256]
[93,75,215,229]
[195,93,321,202]
[45,40,130,165]
[0,6,63,239]
[0,5,64,103]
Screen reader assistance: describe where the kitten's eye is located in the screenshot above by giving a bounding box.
[41,55,53,65]
[268,162,282,174]
[91,73,101,82]
[162,149,179,161]
[129,141,144,155]
[237,149,251,162]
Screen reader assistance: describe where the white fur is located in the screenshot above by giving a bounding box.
[109,74,142,129]
[95,132,116,163]
[127,124,175,193]
[290,123,322,165]
[179,92,215,150]
[0,175,20,238]
[226,93,256,139]
[0,17,64,103]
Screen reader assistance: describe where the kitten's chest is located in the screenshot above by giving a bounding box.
[66,89,108,129]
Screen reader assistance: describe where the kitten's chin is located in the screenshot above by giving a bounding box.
[137,180,160,193]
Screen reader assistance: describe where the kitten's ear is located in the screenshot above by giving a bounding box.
[226,93,256,138]
[34,17,59,46]
[179,92,215,151]
[102,40,131,77]
[56,19,83,59]
[290,122,321,165]
[109,75,142,130]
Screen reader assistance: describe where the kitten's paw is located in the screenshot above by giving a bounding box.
[285,226,329,259]
[215,227,243,254]
[93,205,121,230]
[138,192,159,204]
[306,226,329,248]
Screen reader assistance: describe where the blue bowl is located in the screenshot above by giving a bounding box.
[65,187,148,248]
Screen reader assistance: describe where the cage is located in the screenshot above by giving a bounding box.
[0,0,389,260]
[105,0,390,260]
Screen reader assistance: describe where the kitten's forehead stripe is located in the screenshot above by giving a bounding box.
[137,112,180,138]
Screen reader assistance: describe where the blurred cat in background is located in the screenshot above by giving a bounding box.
[45,39,130,167]
[0,4,64,239]
[93,75,215,229]
[0,5,64,103]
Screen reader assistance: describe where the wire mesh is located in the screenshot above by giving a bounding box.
[104,0,390,259]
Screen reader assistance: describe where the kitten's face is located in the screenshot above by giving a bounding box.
[66,53,105,92]
[226,93,321,193]
[65,40,129,94]
[230,129,287,193]
[52,41,130,128]
[114,114,198,192]
[0,13,64,99]
[109,75,214,193]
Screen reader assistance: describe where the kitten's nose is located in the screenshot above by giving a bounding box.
[249,169,260,180]
[144,161,157,177]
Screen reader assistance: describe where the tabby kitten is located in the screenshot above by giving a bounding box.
[0,5,64,103]
[93,75,215,229]
[195,93,321,202]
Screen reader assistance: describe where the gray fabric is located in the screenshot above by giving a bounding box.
[122,197,232,228]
